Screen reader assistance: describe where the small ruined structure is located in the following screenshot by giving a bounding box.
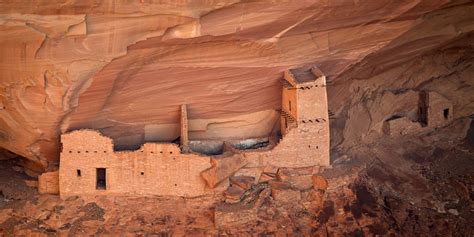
[383,91,454,137]
[58,67,330,197]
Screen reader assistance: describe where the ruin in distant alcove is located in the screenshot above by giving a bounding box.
[56,67,330,197]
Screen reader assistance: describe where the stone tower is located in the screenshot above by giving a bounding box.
[280,67,329,135]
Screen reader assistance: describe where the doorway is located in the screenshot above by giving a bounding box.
[96,168,106,190]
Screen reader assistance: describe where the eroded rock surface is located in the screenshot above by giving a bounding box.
[1,1,474,235]
[2,1,474,169]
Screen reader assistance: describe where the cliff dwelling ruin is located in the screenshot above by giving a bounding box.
[58,67,330,197]
[1,1,473,235]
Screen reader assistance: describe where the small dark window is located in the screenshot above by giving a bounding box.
[170,151,173,154]
[140,171,144,176]
[443,108,449,119]
[288,101,292,111]
[96,168,106,190]
[76,169,81,177]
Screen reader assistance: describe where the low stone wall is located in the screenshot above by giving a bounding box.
[243,122,329,168]
[59,130,211,197]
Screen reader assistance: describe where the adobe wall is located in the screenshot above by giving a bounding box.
[282,87,297,119]
[243,121,330,167]
[59,130,211,198]
[427,92,453,128]
[297,85,328,122]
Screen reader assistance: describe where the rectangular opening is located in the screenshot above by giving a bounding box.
[96,168,106,190]
[76,169,81,177]
[288,101,292,111]
[443,108,449,119]
[418,92,428,126]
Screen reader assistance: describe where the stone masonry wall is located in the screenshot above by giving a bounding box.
[282,87,297,120]
[243,121,330,168]
[59,130,211,198]
[427,92,453,128]
[297,85,328,122]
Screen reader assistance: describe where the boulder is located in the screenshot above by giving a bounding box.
[276,167,312,181]
[312,175,328,191]
[259,172,276,183]
[275,167,314,190]
[201,154,247,188]
[229,176,255,190]
[224,185,245,204]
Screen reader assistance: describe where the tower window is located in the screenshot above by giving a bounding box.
[288,101,291,111]
[443,108,449,119]
[76,169,81,177]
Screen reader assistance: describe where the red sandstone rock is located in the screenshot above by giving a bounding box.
[2,0,471,169]
[312,175,328,191]
[201,154,247,188]
[259,172,276,183]
[24,180,38,188]
[229,176,255,190]
[302,189,324,212]
[224,186,245,204]
[214,203,257,228]
[269,181,301,204]
[276,167,314,190]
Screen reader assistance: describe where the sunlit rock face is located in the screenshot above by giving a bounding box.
[0,0,473,169]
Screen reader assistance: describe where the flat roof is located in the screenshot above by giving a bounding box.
[288,66,324,84]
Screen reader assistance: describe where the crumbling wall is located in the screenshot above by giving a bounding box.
[384,117,423,137]
[244,122,329,167]
[59,130,211,197]
[426,92,453,128]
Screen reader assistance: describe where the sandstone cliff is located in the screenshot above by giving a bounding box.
[1,0,473,171]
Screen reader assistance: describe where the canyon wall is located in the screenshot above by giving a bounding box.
[1,0,473,170]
